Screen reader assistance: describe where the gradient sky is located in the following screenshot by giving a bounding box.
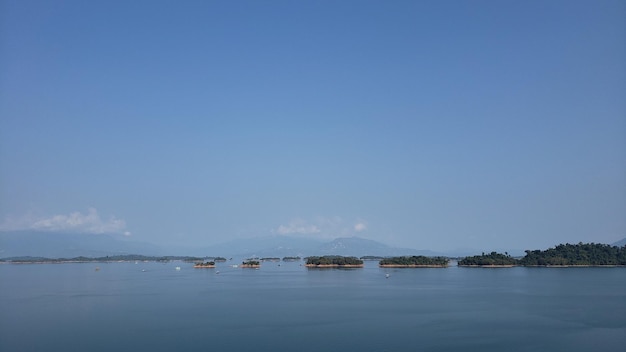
[1,0,624,252]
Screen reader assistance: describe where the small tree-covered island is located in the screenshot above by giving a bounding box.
[379,256,449,268]
[240,260,260,268]
[305,256,364,268]
[459,243,626,267]
[193,261,216,268]
[458,252,517,267]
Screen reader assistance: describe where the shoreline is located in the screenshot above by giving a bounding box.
[458,265,516,268]
[1,260,152,264]
[525,264,626,268]
[304,264,364,268]
[2,261,625,269]
[379,264,448,268]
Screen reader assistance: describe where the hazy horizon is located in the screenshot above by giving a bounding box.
[1,1,624,253]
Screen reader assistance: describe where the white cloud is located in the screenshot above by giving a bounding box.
[273,216,369,238]
[354,222,367,232]
[1,208,130,235]
[275,218,321,235]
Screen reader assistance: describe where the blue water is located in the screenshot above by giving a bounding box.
[1,261,625,351]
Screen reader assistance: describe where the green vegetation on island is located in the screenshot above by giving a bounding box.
[260,257,280,262]
[519,243,626,266]
[193,261,216,268]
[305,256,363,267]
[4,243,624,269]
[379,256,449,267]
[458,243,626,267]
[241,260,260,268]
[458,252,517,266]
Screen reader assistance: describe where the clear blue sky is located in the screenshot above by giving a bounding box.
[1,0,624,252]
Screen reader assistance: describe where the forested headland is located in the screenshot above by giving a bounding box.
[519,243,626,266]
[459,243,626,267]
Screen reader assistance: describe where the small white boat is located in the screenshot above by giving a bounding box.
[385,273,390,278]
[175,266,181,271]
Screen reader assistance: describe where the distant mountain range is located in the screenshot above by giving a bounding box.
[0,231,165,258]
[315,237,438,257]
[0,231,436,259]
[2,231,624,259]
[612,237,626,247]
[196,236,440,258]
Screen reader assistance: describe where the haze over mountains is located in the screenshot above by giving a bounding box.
[612,237,626,247]
[1,231,624,259]
[0,231,164,258]
[1,231,442,258]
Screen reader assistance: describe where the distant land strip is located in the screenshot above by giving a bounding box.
[1,243,625,267]
[0,255,211,264]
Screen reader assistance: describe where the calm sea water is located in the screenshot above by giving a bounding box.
[1,261,625,352]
